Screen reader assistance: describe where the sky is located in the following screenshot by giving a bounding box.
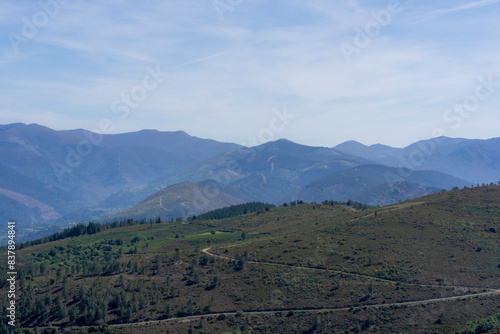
[1,0,499,148]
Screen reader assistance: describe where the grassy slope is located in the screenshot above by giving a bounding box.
[1,186,499,333]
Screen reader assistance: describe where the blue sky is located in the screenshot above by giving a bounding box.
[1,0,499,147]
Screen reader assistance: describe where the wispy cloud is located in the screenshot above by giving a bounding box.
[1,0,499,147]
[180,42,259,67]
[420,0,500,21]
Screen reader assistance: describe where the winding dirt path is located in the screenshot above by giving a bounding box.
[201,247,497,291]
[115,288,500,328]
[198,247,500,310]
[52,246,500,331]
[115,208,500,329]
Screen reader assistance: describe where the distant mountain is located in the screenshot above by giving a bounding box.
[353,181,442,206]
[334,137,500,183]
[103,182,244,222]
[84,138,480,222]
[106,139,477,210]
[334,140,399,161]
[0,123,240,238]
[103,139,374,206]
[283,164,471,205]
[1,123,496,243]
[99,129,239,162]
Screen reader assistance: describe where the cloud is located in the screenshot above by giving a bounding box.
[0,1,499,147]
[180,42,259,67]
[420,0,500,21]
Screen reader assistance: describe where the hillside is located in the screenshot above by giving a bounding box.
[354,181,442,206]
[102,182,245,222]
[284,164,471,205]
[1,185,499,333]
[0,123,240,241]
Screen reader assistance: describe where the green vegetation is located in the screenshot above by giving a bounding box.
[191,202,275,221]
[0,186,499,333]
[455,310,500,334]
[18,220,162,250]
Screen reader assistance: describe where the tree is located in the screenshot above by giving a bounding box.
[69,307,79,323]
[234,253,246,271]
[53,295,67,319]
[165,304,172,318]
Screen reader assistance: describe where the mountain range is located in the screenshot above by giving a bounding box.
[334,137,500,184]
[2,123,499,242]
[0,123,238,240]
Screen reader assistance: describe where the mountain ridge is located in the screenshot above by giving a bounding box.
[0,123,242,240]
[1,122,498,243]
[334,136,500,183]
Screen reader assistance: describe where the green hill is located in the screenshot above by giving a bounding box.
[1,186,499,333]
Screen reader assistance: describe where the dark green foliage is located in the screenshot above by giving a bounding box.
[455,310,500,333]
[193,202,275,221]
[233,253,246,271]
[321,199,371,210]
[17,218,173,250]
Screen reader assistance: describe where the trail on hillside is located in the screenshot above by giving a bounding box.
[111,271,499,328]
[50,287,500,331]
[115,203,500,329]
[201,247,497,291]
[50,246,500,331]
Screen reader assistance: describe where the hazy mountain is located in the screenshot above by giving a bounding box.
[103,139,374,207]
[109,139,474,209]
[1,123,495,242]
[283,164,471,205]
[334,140,399,162]
[0,123,240,238]
[77,138,479,223]
[351,181,443,206]
[334,137,500,183]
[102,182,244,222]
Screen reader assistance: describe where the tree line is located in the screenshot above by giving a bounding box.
[190,202,274,221]
[9,199,372,251]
